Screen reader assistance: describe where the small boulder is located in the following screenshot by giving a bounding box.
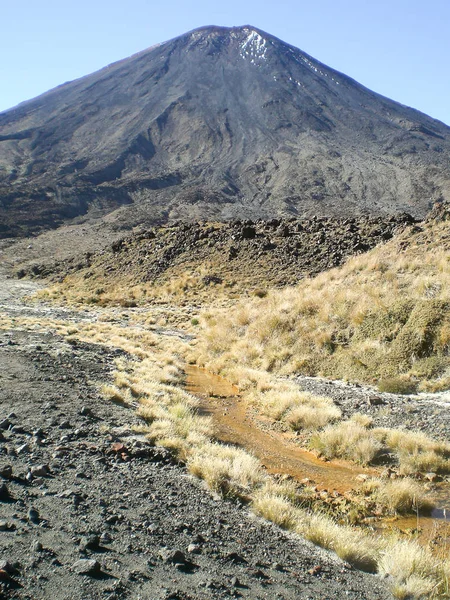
[0,465,13,479]
[30,465,50,477]
[79,535,100,552]
[28,508,40,523]
[0,483,9,501]
[71,559,101,576]
[367,395,386,406]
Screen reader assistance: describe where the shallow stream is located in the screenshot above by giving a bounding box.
[185,365,450,547]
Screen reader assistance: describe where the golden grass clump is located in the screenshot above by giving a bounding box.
[247,383,341,431]
[252,492,299,529]
[371,478,435,515]
[311,419,450,474]
[300,513,382,573]
[375,428,450,475]
[100,384,134,407]
[310,420,382,465]
[285,403,342,431]
[378,540,442,598]
[187,442,265,499]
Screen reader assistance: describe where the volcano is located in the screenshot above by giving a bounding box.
[1,25,450,236]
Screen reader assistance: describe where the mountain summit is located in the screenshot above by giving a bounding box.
[1,25,450,236]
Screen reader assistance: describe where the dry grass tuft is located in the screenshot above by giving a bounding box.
[247,384,341,431]
[372,478,435,515]
[310,419,450,475]
[379,540,442,596]
[300,513,382,573]
[252,492,299,529]
[100,384,133,406]
[310,420,382,465]
[187,442,265,499]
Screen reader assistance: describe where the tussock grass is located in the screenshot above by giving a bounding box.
[367,478,435,515]
[197,221,450,391]
[252,492,299,529]
[379,540,443,597]
[378,377,418,395]
[247,384,341,430]
[252,484,448,593]
[188,442,265,499]
[311,420,450,474]
[302,513,382,572]
[310,420,383,465]
[100,384,134,406]
[286,403,341,431]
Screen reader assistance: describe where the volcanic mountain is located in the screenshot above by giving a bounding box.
[1,25,450,236]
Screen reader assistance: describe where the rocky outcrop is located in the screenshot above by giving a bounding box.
[25,213,415,289]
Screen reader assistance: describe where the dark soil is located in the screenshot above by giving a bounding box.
[0,272,392,599]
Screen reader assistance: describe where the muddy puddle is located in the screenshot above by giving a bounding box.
[185,366,377,494]
[185,365,450,545]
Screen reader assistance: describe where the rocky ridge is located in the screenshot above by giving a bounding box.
[19,213,416,290]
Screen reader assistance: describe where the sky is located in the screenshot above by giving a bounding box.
[1,0,449,125]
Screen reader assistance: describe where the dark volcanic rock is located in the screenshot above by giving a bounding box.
[1,25,450,236]
[30,213,416,290]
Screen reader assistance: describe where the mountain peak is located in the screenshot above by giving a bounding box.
[1,25,450,237]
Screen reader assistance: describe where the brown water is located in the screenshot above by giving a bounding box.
[185,366,377,494]
[185,365,450,545]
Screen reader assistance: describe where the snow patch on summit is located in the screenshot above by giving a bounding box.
[240,28,268,63]
[288,48,340,85]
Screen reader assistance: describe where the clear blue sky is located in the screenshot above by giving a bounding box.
[1,0,449,125]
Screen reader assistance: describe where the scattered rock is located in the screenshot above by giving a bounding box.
[0,483,10,501]
[0,560,19,575]
[71,559,101,576]
[0,464,13,479]
[80,407,94,417]
[11,425,26,434]
[28,508,40,523]
[100,532,112,544]
[30,464,50,477]
[79,535,100,552]
[367,395,386,406]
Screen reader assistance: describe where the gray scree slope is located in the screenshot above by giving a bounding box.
[1,25,450,236]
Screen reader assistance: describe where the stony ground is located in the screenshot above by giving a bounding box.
[0,268,393,600]
[295,376,450,443]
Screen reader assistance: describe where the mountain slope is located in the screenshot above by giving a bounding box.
[1,25,450,236]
